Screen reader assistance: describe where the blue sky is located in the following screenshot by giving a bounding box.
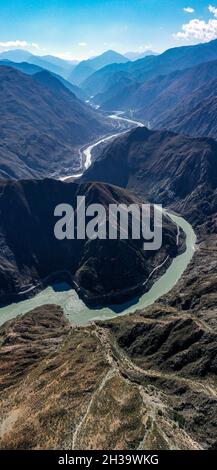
[0,1,217,60]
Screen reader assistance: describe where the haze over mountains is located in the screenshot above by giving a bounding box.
[0,48,130,85]
[124,50,158,60]
[68,50,129,85]
[0,49,76,79]
[4,39,217,144]
[83,38,217,106]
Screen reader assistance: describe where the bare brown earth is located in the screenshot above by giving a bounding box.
[0,128,217,450]
[0,231,216,450]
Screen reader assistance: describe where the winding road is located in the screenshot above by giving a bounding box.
[0,113,196,327]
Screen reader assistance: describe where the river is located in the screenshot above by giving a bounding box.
[0,114,196,327]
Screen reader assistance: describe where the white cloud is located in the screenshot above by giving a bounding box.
[0,40,41,51]
[209,5,217,17]
[0,40,28,48]
[78,42,88,47]
[174,18,217,41]
[183,7,195,13]
[174,6,217,42]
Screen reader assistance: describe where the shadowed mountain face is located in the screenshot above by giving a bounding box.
[0,60,87,100]
[82,38,217,101]
[96,59,217,121]
[0,179,181,305]
[154,79,217,140]
[0,66,112,179]
[122,60,217,141]
[68,50,129,86]
[82,127,217,231]
[92,58,217,142]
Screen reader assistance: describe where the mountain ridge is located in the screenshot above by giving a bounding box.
[69,49,129,86]
[81,126,217,232]
[0,65,112,179]
[0,178,181,305]
[82,38,217,99]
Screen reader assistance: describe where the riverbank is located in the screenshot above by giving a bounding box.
[0,113,196,327]
[0,209,195,328]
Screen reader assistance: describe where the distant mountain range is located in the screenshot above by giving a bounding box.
[68,50,129,86]
[82,38,217,101]
[0,49,133,87]
[82,126,217,230]
[95,58,217,141]
[0,49,76,79]
[0,66,112,179]
[124,50,158,60]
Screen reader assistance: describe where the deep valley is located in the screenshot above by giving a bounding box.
[0,30,217,453]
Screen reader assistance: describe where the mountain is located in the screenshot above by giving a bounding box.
[0,49,73,79]
[0,49,31,62]
[160,89,217,140]
[84,50,129,70]
[68,61,94,86]
[132,60,217,136]
[128,59,217,141]
[95,59,217,112]
[96,59,217,141]
[28,54,74,78]
[0,59,87,100]
[0,179,180,305]
[0,59,42,75]
[1,297,216,450]
[82,126,217,231]
[82,38,217,98]
[42,54,78,69]
[0,66,111,179]
[124,50,158,60]
[68,50,129,86]
[34,69,87,101]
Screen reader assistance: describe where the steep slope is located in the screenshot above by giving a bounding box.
[69,50,129,85]
[97,59,217,115]
[155,78,217,140]
[0,179,181,305]
[104,59,217,141]
[33,69,87,100]
[0,66,111,179]
[40,54,77,75]
[82,127,217,231]
[82,38,217,98]
[0,59,43,75]
[0,301,216,449]
[0,60,87,100]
